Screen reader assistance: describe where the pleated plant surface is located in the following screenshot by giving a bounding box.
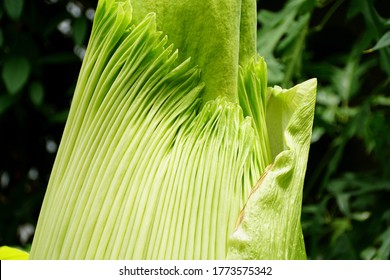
[29,0,269,259]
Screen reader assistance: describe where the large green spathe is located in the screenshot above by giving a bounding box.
[29,0,316,259]
[131,0,257,104]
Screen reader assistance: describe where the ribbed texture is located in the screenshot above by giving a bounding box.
[30,0,270,259]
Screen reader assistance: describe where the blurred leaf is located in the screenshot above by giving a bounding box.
[277,13,310,52]
[365,31,390,53]
[372,95,390,106]
[311,126,325,143]
[0,246,29,260]
[29,82,45,106]
[360,246,376,259]
[49,110,69,123]
[351,0,390,76]
[350,0,383,36]
[257,0,316,85]
[4,0,24,20]
[376,228,390,259]
[264,56,285,83]
[0,95,14,115]
[336,194,351,216]
[382,210,390,223]
[351,211,371,222]
[1,56,31,95]
[330,218,352,245]
[73,17,88,45]
[316,87,340,106]
[328,179,352,216]
[315,87,340,125]
[331,39,375,103]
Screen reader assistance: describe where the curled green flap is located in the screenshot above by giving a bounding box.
[228,78,317,260]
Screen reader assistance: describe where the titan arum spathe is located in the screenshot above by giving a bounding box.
[28,0,316,259]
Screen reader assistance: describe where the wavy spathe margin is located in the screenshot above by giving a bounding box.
[228,78,317,260]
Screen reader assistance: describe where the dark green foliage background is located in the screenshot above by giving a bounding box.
[0,0,389,259]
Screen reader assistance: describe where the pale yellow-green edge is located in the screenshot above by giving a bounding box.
[228,78,317,260]
[0,246,29,260]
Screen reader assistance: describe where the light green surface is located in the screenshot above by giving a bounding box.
[29,0,316,259]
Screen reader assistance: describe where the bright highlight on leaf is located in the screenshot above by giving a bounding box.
[29,0,316,260]
[0,246,29,260]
